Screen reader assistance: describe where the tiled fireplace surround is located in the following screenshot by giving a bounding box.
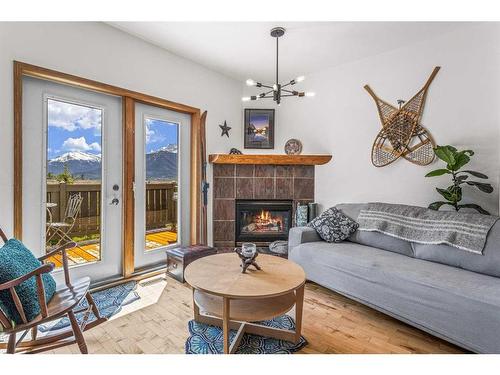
[212,163,315,248]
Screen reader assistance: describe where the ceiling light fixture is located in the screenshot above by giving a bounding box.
[242,27,315,105]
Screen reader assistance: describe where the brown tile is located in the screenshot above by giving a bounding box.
[213,177,234,198]
[236,164,254,177]
[294,178,314,199]
[275,178,293,199]
[254,178,275,199]
[213,199,235,220]
[255,165,275,177]
[213,221,235,241]
[293,165,315,178]
[213,164,235,177]
[276,165,293,177]
[236,178,254,199]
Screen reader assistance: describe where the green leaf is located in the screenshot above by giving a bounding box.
[457,204,490,215]
[463,150,474,156]
[450,152,470,171]
[425,169,450,177]
[461,170,488,179]
[434,145,456,165]
[428,201,452,210]
[456,175,468,183]
[466,181,494,193]
[436,187,453,202]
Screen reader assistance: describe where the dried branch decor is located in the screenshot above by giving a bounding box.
[364,67,440,167]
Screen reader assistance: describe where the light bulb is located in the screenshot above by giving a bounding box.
[242,97,251,102]
[296,76,305,82]
[305,92,315,97]
[246,79,256,86]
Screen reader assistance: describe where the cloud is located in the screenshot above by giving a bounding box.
[62,137,101,152]
[146,127,155,143]
[48,99,102,132]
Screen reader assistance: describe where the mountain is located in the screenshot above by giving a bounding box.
[146,148,178,180]
[47,148,178,181]
[48,151,102,180]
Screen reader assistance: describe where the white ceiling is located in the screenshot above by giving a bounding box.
[109,22,470,83]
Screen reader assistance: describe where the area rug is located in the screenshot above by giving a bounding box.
[39,281,140,332]
[185,314,307,354]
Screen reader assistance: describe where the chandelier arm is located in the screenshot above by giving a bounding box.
[281,89,296,94]
[258,83,274,89]
[280,94,299,97]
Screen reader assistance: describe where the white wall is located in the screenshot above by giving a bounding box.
[242,23,500,215]
[0,22,242,245]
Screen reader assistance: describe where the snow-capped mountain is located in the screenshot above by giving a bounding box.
[47,147,178,181]
[50,151,101,163]
[156,144,178,153]
[48,151,102,180]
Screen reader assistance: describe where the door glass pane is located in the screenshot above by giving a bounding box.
[45,98,102,266]
[144,117,179,251]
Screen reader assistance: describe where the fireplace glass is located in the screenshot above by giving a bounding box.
[235,200,293,243]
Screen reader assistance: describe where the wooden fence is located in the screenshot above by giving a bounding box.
[46,181,177,238]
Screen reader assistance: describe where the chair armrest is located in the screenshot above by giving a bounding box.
[0,263,54,291]
[288,226,321,251]
[39,242,76,286]
[38,241,76,261]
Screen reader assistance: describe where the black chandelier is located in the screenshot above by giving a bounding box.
[242,27,315,105]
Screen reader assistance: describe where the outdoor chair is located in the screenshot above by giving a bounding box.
[46,193,83,249]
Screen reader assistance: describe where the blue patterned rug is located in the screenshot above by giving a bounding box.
[185,314,307,354]
[39,281,140,332]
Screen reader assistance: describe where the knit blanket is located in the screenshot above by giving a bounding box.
[357,202,498,254]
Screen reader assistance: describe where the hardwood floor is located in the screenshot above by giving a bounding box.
[47,277,466,354]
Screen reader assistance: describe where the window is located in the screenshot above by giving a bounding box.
[45,98,103,266]
[143,117,179,251]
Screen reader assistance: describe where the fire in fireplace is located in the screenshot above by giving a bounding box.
[235,200,293,243]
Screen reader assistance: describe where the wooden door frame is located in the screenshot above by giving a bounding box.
[13,61,201,278]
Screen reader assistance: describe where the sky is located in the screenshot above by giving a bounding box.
[249,113,270,129]
[47,99,178,159]
[145,118,178,153]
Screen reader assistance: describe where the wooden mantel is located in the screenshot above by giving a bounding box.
[208,154,332,165]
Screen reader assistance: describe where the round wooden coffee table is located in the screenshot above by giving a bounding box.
[184,253,306,354]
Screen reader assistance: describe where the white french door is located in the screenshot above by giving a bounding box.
[134,103,191,270]
[22,77,123,284]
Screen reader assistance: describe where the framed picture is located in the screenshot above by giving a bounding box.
[244,108,275,149]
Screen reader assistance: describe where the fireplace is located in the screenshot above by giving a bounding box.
[235,200,293,244]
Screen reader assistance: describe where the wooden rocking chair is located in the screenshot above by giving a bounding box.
[0,228,107,354]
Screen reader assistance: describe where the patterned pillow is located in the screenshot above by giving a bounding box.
[308,207,359,243]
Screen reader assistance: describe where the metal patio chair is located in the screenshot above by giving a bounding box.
[46,193,83,249]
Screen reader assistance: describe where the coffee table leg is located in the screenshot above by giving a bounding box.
[294,284,305,343]
[223,297,230,354]
[192,289,200,321]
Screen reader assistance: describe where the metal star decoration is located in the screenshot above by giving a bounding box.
[219,121,231,137]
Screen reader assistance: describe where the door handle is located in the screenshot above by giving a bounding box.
[110,198,119,205]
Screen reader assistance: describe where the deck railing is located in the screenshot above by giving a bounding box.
[46,181,177,239]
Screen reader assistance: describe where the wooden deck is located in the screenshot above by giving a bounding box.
[47,230,178,267]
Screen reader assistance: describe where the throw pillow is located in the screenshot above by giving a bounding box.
[308,207,359,243]
[0,239,57,325]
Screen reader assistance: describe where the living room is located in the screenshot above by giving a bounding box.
[1,0,499,372]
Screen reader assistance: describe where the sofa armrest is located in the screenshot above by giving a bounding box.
[288,226,321,250]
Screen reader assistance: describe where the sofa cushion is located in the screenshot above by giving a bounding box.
[308,207,358,243]
[336,203,414,257]
[412,220,500,278]
[0,239,57,325]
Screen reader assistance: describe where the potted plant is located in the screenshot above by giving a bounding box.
[425,145,493,214]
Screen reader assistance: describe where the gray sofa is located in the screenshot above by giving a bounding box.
[288,203,500,353]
